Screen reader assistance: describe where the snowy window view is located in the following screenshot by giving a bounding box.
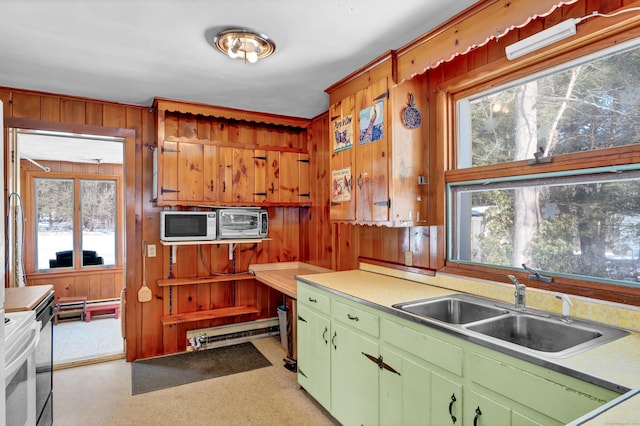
[36,178,116,270]
[451,42,640,288]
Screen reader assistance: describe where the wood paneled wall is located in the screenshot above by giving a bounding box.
[305,0,634,276]
[3,0,635,359]
[1,87,313,359]
[306,110,434,272]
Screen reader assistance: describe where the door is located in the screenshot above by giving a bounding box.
[431,372,463,426]
[354,77,390,223]
[380,345,431,426]
[297,305,331,409]
[331,321,379,426]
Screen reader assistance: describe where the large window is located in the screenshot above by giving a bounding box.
[450,40,640,290]
[36,177,118,270]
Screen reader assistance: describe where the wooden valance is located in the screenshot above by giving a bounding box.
[395,0,580,82]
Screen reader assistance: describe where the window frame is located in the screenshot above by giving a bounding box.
[439,34,640,307]
[25,170,124,273]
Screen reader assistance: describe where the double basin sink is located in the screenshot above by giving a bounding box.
[392,294,629,357]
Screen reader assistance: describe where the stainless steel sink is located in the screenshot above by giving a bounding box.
[466,314,603,353]
[392,294,509,324]
[392,293,629,357]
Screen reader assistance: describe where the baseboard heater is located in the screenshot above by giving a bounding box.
[186,317,280,351]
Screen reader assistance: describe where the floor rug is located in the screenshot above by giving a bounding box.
[131,342,272,395]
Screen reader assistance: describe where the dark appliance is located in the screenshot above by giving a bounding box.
[34,292,54,426]
[49,250,104,268]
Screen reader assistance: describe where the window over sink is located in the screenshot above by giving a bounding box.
[448,38,640,291]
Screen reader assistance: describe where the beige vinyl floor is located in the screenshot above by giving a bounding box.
[53,314,124,366]
[52,336,338,426]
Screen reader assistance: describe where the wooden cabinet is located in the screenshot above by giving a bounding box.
[327,53,429,226]
[154,98,310,207]
[296,280,621,426]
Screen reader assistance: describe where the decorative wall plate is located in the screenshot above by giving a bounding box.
[402,93,422,129]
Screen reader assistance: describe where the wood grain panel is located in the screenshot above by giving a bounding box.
[60,98,86,124]
[26,269,124,301]
[254,149,268,204]
[12,92,41,119]
[103,103,126,128]
[218,146,234,203]
[176,141,204,201]
[233,148,255,202]
[85,102,103,126]
[40,96,61,122]
[203,145,218,202]
[279,151,299,203]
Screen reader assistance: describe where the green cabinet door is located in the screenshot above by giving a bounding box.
[464,390,511,426]
[379,345,431,426]
[432,371,463,426]
[297,305,331,410]
[331,320,380,426]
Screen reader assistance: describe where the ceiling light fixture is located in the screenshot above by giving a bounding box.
[213,28,276,63]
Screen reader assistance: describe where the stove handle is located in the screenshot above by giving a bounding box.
[5,321,41,380]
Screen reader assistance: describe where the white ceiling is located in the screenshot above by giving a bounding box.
[0,0,478,119]
[18,132,124,165]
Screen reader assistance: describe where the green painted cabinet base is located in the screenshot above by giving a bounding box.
[296,281,620,426]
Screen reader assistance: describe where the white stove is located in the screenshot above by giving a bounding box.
[4,309,39,426]
[5,310,36,358]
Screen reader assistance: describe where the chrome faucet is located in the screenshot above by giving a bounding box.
[508,275,526,310]
[555,293,573,324]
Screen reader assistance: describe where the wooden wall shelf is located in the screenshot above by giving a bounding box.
[160,238,270,260]
[160,305,259,326]
[157,273,255,287]
[159,238,269,246]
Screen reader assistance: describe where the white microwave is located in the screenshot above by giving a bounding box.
[160,211,217,242]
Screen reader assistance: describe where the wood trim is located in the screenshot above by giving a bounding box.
[438,2,640,102]
[162,137,309,153]
[22,168,124,273]
[358,257,436,276]
[395,0,581,82]
[157,274,255,287]
[27,267,123,280]
[5,117,134,139]
[442,263,640,307]
[430,0,640,308]
[160,305,259,326]
[153,98,310,129]
[156,200,312,208]
[325,51,394,101]
[445,145,640,183]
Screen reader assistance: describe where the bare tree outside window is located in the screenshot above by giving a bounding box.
[453,42,640,288]
[36,178,116,269]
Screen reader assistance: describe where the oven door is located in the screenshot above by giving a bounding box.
[35,294,54,426]
[6,321,39,426]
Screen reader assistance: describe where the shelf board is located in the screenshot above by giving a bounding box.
[157,274,255,287]
[160,305,260,326]
[160,238,269,246]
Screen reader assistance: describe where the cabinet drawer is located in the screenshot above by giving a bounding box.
[332,299,379,338]
[297,283,330,314]
[382,319,463,377]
